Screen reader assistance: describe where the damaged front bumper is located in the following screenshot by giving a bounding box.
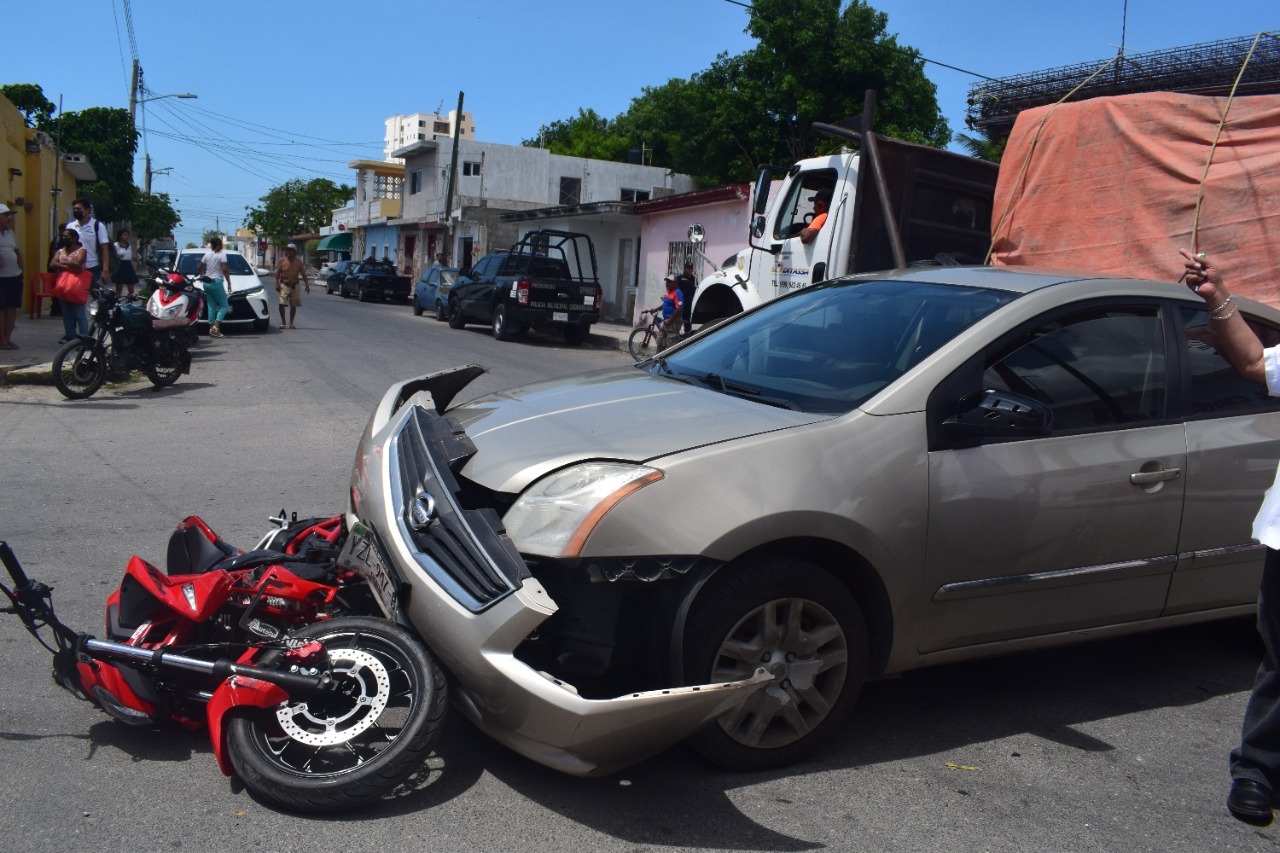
[345,367,770,776]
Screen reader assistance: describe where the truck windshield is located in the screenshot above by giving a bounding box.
[653,279,1015,414]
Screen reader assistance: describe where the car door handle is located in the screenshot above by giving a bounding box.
[1130,467,1182,485]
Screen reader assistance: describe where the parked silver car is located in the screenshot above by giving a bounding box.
[346,266,1280,776]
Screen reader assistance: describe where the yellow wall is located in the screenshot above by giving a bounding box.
[1,93,80,309]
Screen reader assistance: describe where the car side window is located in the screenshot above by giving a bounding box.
[981,305,1166,431]
[1179,305,1280,417]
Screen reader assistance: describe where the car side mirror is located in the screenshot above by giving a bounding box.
[943,389,1052,440]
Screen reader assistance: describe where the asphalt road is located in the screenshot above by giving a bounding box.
[0,289,1276,852]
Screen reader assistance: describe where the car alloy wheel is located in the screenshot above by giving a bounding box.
[682,557,867,770]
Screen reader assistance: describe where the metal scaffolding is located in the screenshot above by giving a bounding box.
[966,33,1280,137]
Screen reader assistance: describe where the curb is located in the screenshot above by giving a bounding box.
[1,361,55,387]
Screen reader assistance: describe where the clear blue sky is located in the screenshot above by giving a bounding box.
[5,0,1275,246]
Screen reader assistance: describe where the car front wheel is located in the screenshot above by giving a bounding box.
[682,557,867,771]
[412,297,424,316]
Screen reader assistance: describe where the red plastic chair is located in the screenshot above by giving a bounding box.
[28,272,58,320]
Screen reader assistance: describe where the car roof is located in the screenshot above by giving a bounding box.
[841,264,1280,323]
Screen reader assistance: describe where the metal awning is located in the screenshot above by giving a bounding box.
[316,232,352,251]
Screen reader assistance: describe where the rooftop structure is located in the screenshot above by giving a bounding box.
[967,33,1280,138]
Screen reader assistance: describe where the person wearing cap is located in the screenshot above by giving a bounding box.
[657,274,684,352]
[799,187,833,245]
[275,243,310,329]
[675,261,698,336]
[0,203,23,350]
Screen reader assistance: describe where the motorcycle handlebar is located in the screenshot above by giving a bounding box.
[0,540,31,589]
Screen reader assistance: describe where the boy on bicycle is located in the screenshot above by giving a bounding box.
[658,276,683,352]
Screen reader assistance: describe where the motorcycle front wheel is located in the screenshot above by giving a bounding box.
[145,336,184,389]
[225,616,446,813]
[52,339,107,399]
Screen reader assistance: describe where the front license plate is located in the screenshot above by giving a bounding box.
[337,522,398,620]
[553,312,568,323]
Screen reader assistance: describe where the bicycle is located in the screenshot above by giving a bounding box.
[628,305,685,362]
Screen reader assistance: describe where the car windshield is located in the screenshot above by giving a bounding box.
[176,252,254,276]
[652,278,1015,414]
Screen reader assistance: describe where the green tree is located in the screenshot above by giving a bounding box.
[201,229,223,246]
[132,192,181,255]
[955,131,1006,164]
[527,1,949,187]
[1,83,56,127]
[244,178,354,243]
[43,106,139,224]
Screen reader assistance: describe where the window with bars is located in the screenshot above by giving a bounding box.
[559,177,582,206]
[667,241,695,275]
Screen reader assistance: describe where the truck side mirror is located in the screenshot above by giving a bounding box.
[753,169,772,216]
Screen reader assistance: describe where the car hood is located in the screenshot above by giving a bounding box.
[449,366,828,493]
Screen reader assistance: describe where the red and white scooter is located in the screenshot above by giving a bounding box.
[148,273,206,347]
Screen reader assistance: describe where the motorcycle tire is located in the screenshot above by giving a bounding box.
[52,339,107,400]
[225,616,446,814]
[145,337,184,389]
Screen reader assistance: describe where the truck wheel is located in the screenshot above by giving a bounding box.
[493,304,514,341]
[563,325,588,346]
[682,557,867,771]
[448,298,465,329]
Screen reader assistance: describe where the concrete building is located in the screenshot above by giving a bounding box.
[0,92,91,312]
[383,110,475,162]
[391,137,695,318]
[318,160,402,268]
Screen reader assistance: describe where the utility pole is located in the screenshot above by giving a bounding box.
[145,153,152,195]
[443,91,464,266]
[128,60,140,125]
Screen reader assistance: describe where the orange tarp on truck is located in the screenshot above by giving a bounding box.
[990,92,1280,305]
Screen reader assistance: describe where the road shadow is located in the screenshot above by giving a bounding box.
[456,617,1261,850]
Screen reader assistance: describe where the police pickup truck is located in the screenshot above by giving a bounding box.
[447,230,602,345]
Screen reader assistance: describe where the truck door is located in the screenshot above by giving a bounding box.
[770,167,840,300]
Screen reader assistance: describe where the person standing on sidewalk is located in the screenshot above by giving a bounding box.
[0,204,23,350]
[275,243,310,329]
[196,237,231,338]
[49,228,89,341]
[65,198,110,292]
[111,229,139,300]
[675,261,697,335]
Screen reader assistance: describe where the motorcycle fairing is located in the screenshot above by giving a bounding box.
[123,555,236,623]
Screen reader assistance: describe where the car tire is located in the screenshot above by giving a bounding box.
[434,299,447,322]
[448,298,465,329]
[493,304,514,341]
[412,298,424,317]
[358,285,370,303]
[682,557,867,771]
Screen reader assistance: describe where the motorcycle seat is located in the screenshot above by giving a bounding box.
[167,521,236,575]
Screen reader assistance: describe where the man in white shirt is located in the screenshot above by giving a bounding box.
[65,198,109,290]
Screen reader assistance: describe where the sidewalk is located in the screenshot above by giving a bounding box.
[0,309,71,386]
[0,311,636,387]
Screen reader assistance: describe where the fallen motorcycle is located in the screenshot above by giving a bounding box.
[51,286,192,399]
[0,513,446,813]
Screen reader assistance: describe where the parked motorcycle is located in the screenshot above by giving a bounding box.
[149,272,206,349]
[0,512,446,813]
[51,287,192,399]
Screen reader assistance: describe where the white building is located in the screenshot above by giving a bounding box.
[391,137,696,319]
[383,111,475,162]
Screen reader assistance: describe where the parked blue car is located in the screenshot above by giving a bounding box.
[412,266,460,321]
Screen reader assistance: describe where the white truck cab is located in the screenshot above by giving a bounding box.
[690,120,997,325]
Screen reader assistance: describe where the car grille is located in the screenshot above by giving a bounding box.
[390,405,526,611]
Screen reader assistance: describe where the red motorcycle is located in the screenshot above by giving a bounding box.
[0,513,446,813]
